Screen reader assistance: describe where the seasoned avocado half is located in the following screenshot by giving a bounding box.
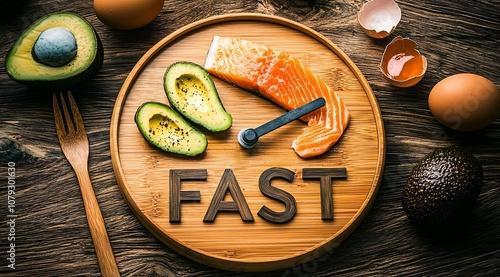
[403,146,483,228]
[5,13,103,89]
[135,102,208,156]
[164,61,232,132]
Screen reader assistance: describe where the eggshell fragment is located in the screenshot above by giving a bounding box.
[357,0,401,39]
[93,0,164,30]
[428,73,500,131]
[379,36,427,87]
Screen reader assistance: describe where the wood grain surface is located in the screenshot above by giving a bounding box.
[111,14,384,272]
[1,0,499,276]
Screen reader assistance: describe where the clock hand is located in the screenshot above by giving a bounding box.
[238,97,326,149]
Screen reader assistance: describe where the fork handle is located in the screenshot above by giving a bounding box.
[75,168,120,277]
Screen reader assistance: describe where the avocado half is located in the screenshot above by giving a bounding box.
[135,102,208,156]
[5,13,103,89]
[164,62,232,133]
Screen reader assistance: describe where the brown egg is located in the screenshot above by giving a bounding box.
[94,0,164,30]
[428,73,500,131]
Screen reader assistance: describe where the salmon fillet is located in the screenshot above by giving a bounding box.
[204,36,350,158]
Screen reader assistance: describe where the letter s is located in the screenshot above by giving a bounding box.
[258,167,297,223]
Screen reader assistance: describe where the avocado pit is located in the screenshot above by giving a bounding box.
[32,27,77,67]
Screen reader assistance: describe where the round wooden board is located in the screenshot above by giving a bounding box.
[110,13,385,272]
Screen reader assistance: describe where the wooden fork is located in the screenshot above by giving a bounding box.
[53,91,120,277]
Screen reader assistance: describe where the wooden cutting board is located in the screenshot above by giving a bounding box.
[110,13,385,272]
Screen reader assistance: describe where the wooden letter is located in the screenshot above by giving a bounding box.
[169,169,205,223]
[258,167,297,223]
[203,169,254,222]
[302,168,347,221]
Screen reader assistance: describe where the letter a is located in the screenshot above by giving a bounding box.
[203,169,254,222]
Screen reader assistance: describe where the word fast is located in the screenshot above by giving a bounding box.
[169,167,347,224]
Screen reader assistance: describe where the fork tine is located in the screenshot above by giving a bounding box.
[59,91,75,133]
[66,91,86,133]
[53,93,67,137]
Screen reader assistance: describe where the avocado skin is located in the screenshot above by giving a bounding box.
[402,146,483,228]
[5,13,104,90]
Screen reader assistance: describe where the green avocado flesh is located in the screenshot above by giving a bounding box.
[5,13,103,88]
[164,61,232,133]
[135,102,208,156]
[402,146,483,228]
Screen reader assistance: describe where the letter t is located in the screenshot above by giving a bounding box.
[302,168,347,220]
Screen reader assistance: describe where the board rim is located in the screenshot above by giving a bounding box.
[110,12,386,272]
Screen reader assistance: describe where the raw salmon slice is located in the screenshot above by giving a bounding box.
[204,36,350,158]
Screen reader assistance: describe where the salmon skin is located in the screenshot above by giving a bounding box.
[204,36,350,158]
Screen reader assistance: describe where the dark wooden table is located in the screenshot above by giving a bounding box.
[1,1,499,276]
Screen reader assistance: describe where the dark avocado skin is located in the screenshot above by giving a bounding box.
[402,147,483,228]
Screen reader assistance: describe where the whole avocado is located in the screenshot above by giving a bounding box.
[402,146,483,228]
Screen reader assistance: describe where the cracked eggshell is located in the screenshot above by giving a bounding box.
[379,36,427,87]
[358,0,401,39]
